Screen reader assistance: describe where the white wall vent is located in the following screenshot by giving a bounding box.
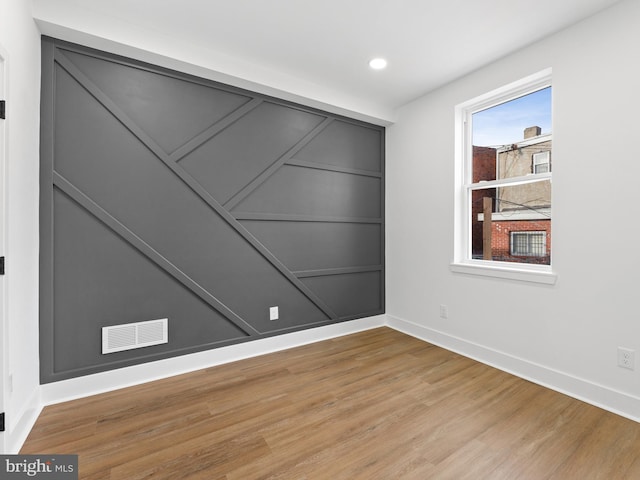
[102,318,168,354]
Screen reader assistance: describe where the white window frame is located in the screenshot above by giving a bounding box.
[451,69,556,285]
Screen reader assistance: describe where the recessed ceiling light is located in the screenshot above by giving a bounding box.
[369,58,388,70]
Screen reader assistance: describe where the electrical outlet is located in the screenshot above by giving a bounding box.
[439,304,448,319]
[618,347,635,370]
[269,306,279,321]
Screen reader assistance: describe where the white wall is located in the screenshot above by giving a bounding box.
[387,0,640,420]
[0,0,42,453]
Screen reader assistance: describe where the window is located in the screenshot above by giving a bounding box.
[533,151,550,174]
[452,69,556,284]
[510,231,546,257]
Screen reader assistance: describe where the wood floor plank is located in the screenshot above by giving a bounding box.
[21,327,640,479]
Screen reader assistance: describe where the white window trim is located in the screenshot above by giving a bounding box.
[449,261,556,284]
[451,68,557,285]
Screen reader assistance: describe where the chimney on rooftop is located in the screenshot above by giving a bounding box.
[524,126,541,139]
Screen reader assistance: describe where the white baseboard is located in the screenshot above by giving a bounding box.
[387,314,640,423]
[6,387,43,454]
[41,315,386,406]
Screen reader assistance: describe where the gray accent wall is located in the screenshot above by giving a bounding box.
[39,38,385,383]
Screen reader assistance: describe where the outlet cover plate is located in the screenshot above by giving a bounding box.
[618,347,635,370]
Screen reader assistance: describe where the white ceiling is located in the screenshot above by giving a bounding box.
[33,0,622,121]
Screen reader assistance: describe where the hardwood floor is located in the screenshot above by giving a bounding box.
[21,327,640,479]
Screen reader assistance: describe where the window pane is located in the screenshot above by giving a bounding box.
[472,87,551,147]
[471,181,551,265]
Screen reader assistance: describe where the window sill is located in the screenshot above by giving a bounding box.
[450,261,557,285]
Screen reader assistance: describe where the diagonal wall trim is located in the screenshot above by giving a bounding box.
[285,159,383,178]
[234,213,383,224]
[53,172,259,336]
[170,98,264,162]
[222,117,334,210]
[53,50,338,321]
[293,265,383,278]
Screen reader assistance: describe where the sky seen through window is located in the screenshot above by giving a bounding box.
[472,87,551,147]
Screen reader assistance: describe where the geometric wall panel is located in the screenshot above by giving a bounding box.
[179,103,326,205]
[232,165,382,219]
[240,221,382,272]
[301,271,383,319]
[40,37,385,383]
[295,119,382,173]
